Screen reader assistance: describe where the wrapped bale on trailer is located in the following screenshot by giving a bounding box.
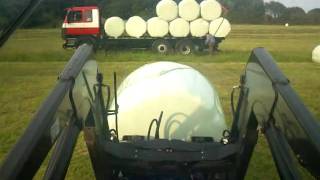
[62,0,232,55]
[104,17,125,39]
[178,0,200,21]
[190,18,209,37]
[200,0,222,21]
[147,17,169,38]
[125,16,147,38]
[156,0,178,21]
[209,17,231,38]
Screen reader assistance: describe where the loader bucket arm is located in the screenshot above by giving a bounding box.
[0,44,95,180]
[232,48,320,179]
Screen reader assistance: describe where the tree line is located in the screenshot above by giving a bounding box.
[0,0,319,29]
[264,1,320,24]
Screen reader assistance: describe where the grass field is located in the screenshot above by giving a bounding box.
[0,25,319,179]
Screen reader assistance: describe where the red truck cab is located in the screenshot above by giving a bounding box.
[62,6,101,48]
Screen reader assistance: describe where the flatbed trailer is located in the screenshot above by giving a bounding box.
[63,34,206,54]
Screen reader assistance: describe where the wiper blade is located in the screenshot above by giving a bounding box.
[0,0,44,47]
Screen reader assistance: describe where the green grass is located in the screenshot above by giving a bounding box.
[0,25,320,179]
[0,25,319,62]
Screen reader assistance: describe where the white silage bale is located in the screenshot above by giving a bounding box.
[104,17,125,38]
[169,18,190,37]
[125,16,147,38]
[108,61,227,141]
[190,18,209,37]
[156,0,178,21]
[209,17,231,38]
[312,45,320,63]
[178,0,200,21]
[147,17,169,37]
[200,0,222,21]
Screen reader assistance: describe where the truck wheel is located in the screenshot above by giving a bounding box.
[176,40,195,55]
[152,40,172,54]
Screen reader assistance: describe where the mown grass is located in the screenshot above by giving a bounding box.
[0,25,319,62]
[0,25,319,179]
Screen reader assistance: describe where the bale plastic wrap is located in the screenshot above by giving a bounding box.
[169,18,190,37]
[109,61,227,141]
[200,0,222,21]
[190,18,209,37]
[104,17,125,38]
[312,45,320,63]
[209,17,231,37]
[125,16,147,38]
[156,0,178,21]
[147,17,169,37]
[178,0,200,21]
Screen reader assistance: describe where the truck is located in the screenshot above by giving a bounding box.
[62,6,206,55]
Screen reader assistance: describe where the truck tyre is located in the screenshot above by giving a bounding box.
[176,40,195,55]
[152,40,172,54]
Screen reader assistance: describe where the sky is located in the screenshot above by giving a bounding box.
[264,0,320,12]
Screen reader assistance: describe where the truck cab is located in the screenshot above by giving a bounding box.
[62,6,100,48]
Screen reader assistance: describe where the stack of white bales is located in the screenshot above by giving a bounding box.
[103,0,231,38]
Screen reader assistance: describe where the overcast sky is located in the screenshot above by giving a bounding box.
[264,0,320,12]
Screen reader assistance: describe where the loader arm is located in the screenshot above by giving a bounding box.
[231,48,320,179]
[0,44,95,179]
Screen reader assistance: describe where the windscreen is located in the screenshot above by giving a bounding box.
[1,0,319,179]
